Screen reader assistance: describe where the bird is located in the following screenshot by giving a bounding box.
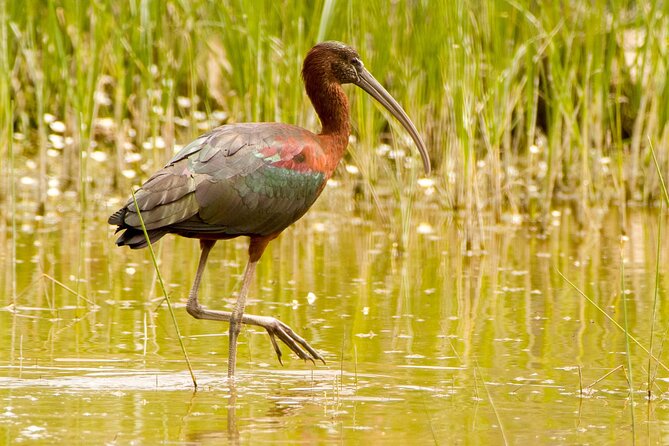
[109,41,431,378]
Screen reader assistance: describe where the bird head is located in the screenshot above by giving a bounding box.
[304,41,431,175]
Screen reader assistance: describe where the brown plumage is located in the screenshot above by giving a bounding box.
[109,41,430,378]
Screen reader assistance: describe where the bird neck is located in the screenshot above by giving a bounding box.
[308,81,350,132]
[302,49,351,154]
[302,44,351,167]
[306,82,351,172]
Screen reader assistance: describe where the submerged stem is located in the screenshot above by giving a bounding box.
[620,239,635,443]
[131,189,198,389]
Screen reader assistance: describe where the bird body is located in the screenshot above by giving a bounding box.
[109,41,430,378]
[109,122,338,248]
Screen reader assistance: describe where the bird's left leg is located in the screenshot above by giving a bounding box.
[237,237,325,366]
[185,237,324,375]
[228,235,277,377]
[184,238,253,377]
[227,251,258,377]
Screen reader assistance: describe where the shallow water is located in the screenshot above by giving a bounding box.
[2,197,669,444]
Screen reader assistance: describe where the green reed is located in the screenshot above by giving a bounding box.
[619,238,636,442]
[131,189,198,388]
[648,142,668,400]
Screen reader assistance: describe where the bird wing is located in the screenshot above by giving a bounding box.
[111,123,327,237]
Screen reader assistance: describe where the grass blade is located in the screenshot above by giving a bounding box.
[647,202,662,399]
[649,138,669,206]
[619,239,635,442]
[131,189,198,389]
[648,137,667,419]
[556,268,669,374]
[476,362,508,446]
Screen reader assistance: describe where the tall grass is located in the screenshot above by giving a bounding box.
[3,0,669,230]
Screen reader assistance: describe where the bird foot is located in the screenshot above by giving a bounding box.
[250,315,326,366]
[183,299,325,366]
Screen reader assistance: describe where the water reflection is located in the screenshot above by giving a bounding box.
[227,387,239,445]
[1,201,669,443]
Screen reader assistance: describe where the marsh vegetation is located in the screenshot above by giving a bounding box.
[2,1,669,444]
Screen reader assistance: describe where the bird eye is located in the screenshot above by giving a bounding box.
[351,57,363,69]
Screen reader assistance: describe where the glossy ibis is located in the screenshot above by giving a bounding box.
[109,41,431,377]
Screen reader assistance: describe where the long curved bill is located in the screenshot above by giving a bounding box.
[355,68,431,175]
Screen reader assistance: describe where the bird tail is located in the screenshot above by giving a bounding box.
[113,227,169,249]
[108,208,168,249]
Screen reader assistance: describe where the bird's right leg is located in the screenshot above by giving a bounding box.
[185,239,324,369]
[185,239,217,319]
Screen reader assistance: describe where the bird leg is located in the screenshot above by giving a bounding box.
[185,239,325,377]
[227,251,257,377]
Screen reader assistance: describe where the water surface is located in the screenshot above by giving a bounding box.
[2,197,669,444]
